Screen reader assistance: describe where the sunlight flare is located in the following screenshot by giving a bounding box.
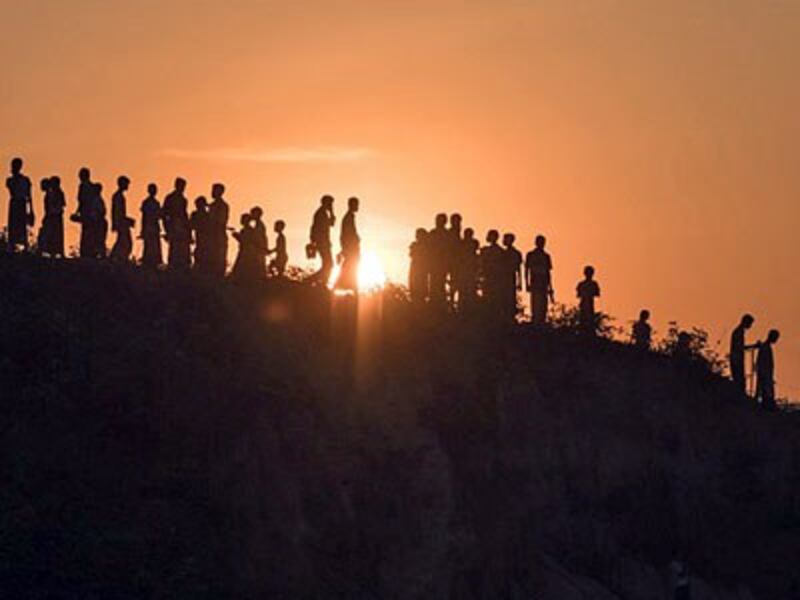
[327,249,386,294]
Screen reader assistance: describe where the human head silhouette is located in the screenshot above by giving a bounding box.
[487,229,499,244]
[321,195,334,208]
[78,167,91,182]
[535,235,546,250]
[50,176,61,190]
[450,213,462,228]
[174,178,186,193]
[211,183,225,199]
[639,309,650,322]
[40,177,50,192]
[94,182,103,194]
[195,196,208,210]
[415,227,427,242]
[147,183,158,197]
[584,265,595,279]
[250,206,263,220]
[435,213,447,228]
[766,329,780,344]
[464,227,474,241]
[117,176,130,191]
[741,314,755,329]
[274,220,285,233]
[348,197,359,212]
[10,157,23,174]
[240,212,251,227]
[502,233,515,248]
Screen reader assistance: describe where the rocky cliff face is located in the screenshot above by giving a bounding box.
[1,256,798,598]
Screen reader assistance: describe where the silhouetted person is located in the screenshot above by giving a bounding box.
[479,229,504,309]
[729,313,757,395]
[73,167,95,258]
[576,265,600,335]
[93,182,108,258]
[268,220,288,277]
[447,213,463,307]
[35,177,50,254]
[250,206,268,280]
[231,212,260,282]
[190,196,211,273]
[162,178,191,270]
[525,235,553,325]
[110,176,135,263]
[632,309,652,350]
[38,176,65,257]
[459,227,480,310]
[6,157,33,252]
[409,228,429,304]
[208,183,229,277]
[755,329,780,410]
[140,183,162,268]
[427,213,450,305]
[309,195,335,284]
[336,196,360,292]
[501,233,523,321]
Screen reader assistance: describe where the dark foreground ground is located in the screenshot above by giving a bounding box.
[1,255,798,599]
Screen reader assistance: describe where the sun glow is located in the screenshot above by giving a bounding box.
[357,250,387,292]
[327,249,387,294]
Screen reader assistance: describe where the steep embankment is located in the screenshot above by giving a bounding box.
[1,256,798,599]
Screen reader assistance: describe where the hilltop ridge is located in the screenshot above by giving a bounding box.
[1,256,798,599]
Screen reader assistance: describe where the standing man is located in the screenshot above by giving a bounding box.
[6,157,34,252]
[110,176,135,262]
[525,235,554,325]
[162,177,191,270]
[576,265,601,335]
[447,213,463,308]
[190,196,211,273]
[208,183,229,278]
[729,314,757,396]
[250,206,268,280]
[756,329,780,410]
[74,167,95,258]
[427,213,450,306]
[459,227,480,311]
[336,196,360,292]
[309,195,336,285]
[479,229,504,311]
[501,233,523,321]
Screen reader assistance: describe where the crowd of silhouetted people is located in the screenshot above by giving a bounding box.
[407,212,586,325]
[5,158,295,285]
[4,156,784,408]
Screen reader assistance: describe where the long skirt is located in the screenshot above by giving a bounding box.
[141,233,162,268]
[7,198,28,248]
[39,215,64,256]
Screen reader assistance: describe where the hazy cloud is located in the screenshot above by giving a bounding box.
[160,146,373,163]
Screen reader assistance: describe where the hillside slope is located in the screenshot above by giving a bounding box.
[1,256,798,599]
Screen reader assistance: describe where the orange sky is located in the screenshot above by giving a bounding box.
[2,0,799,398]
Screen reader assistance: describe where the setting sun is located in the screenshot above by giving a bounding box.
[357,250,387,292]
[328,249,386,294]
